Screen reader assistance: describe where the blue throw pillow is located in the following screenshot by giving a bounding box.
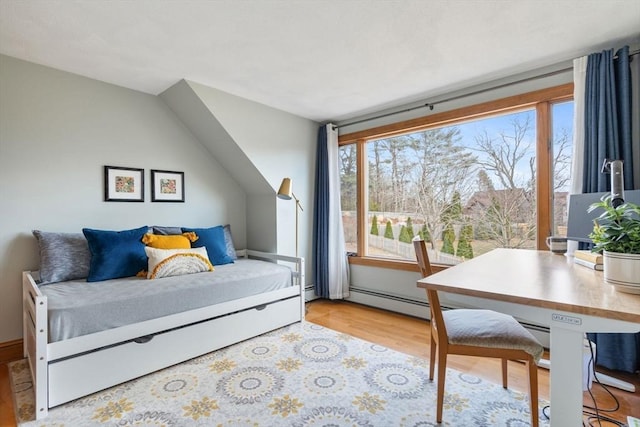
[181,225,234,266]
[83,226,149,282]
[156,224,238,261]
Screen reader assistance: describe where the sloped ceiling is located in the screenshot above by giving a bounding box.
[1,0,639,123]
[160,80,273,195]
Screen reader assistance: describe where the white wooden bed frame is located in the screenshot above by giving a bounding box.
[22,249,305,420]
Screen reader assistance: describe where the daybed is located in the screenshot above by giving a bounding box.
[22,226,304,419]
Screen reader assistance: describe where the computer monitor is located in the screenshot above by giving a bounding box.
[566,189,640,243]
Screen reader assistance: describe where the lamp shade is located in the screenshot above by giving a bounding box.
[277,178,292,200]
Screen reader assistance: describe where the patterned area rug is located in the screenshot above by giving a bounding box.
[9,322,549,426]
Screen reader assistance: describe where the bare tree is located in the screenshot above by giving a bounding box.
[373,136,415,212]
[338,144,357,211]
[468,189,537,248]
[553,127,572,191]
[369,141,385,211]
[468,114,537,249]
[409,128,476,250]
[472,115,535,190]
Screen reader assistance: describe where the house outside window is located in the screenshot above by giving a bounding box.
[339,84,573,268]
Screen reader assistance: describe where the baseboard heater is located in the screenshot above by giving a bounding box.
[304,284,316,302]
[347,286,550,337]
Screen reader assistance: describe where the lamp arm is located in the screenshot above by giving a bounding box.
[292,192,304,211]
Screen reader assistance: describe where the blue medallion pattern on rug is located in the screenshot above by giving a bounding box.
[9,322,549,426]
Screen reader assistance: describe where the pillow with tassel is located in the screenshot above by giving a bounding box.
[145,246,214,279]
[141,232,198,249]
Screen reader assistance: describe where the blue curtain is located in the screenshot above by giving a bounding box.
[583,45,639,374]
[313,124,350,299]
[313,125,330,298]
[583,46,634,191]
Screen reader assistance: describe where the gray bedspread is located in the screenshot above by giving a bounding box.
[40,259,292,342]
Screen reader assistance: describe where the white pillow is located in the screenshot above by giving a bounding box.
[145,246,214,279]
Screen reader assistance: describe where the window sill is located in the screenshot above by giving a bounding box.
[347,256,449,273]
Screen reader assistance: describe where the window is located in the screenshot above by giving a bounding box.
[551,101,574,237]
[339,143,358,253]
[339,84,573,269]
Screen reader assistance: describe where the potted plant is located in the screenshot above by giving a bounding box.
[588,195,640,293]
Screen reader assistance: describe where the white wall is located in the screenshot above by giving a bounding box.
[338,62,574,134]
[0,55,247,342]
[184,81,318,266]
[0,54,319,344]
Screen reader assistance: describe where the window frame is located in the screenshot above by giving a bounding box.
[338,83,574,272]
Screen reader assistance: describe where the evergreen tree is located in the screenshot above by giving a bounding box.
[456,224,474,259]
[406,217,415,239]
[419,224,431,242]
[370,215,379,235]
[450,192,463,221]
[399,225,412,243]
[477,169,495,192]
[441,191,463,225]
[441,224,455,255]
[384,221,394,239]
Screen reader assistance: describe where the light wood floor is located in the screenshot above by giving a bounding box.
[1,300,638,426]
[305,299,640,426]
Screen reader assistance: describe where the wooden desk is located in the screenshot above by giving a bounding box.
[417,248,640,426]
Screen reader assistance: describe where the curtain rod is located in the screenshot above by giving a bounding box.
[335,48,639,130]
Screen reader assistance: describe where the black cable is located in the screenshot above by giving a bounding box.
[583,411,626,427]
[541,338,626,426]
[581,338,625,427]
[583,368,621,413]
[586,382,602,427]
[585,342,603,426]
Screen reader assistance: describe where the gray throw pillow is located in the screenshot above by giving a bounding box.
[32,230,91,284]
[223,224,238,260]
[151,226,183,235]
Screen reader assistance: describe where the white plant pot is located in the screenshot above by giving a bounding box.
[603,250,640,294]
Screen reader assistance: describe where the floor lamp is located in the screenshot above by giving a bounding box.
[277,177,303,258]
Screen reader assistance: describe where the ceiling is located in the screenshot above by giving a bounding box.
[1,1,639,123]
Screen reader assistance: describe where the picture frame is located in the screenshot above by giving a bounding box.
[104,166,144,202]
[151,169,185,202]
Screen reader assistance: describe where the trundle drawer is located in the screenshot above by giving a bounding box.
[48,296,301,407]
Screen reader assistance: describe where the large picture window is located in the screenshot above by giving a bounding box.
[339,84,573,269]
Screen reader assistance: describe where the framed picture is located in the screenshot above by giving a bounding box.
[104,166,144,202]
[151,169,184,202]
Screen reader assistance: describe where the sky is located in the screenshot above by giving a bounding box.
[353,100,576,198]
[453,100,574,192]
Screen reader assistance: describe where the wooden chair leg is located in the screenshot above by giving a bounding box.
[429,333,436,381]
[501,358,508,388]
[527,358,539,427]
[436,347,447,423]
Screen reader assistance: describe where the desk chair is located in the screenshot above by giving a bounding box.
[413,238,544,426]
